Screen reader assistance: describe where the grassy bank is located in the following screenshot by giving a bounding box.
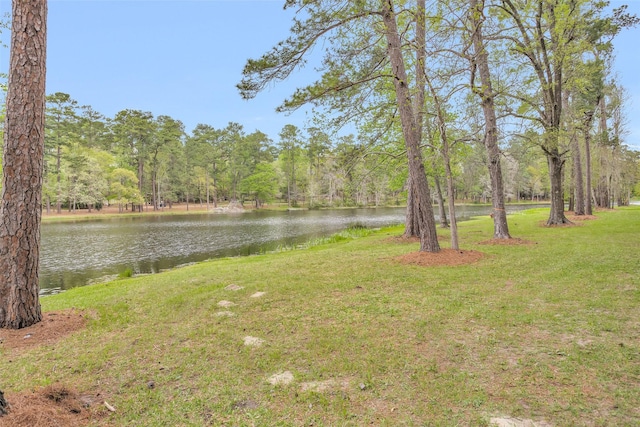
[2,207,639,425]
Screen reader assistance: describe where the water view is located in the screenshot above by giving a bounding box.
[40,204,548,292]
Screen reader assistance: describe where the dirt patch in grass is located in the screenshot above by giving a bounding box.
[566,212,598,221]
[537,210,602,227]
[395,249,485,267]
[478,237,536,246]
[0,384,109,427]
[539,219,581,228]
[0,310,86,352]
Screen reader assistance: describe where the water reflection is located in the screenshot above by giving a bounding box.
[40,205,547,291]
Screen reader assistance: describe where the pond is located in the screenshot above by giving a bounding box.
[40,204,548,293]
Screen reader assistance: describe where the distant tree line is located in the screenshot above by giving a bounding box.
[0,87,637,214]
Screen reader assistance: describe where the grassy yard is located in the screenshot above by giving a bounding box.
[1,207,639,426]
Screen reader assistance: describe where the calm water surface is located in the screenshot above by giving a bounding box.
[40,205,547,292]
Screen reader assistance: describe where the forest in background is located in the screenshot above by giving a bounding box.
[0,87,636,214]
[0,88,636,215]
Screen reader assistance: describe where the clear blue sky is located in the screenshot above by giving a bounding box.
[1,0,317,142]
[0,0,639,149]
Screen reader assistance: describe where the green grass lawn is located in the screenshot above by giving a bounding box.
[2,207,639,426]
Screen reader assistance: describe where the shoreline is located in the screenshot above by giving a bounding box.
[41,201,552,222]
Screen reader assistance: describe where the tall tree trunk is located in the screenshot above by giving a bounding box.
[433,171,448,228]
[425,72,459,249]
[152,172,157,210]
[0,0,47,329]
[561,89,584,216]
[212,163,218,208]
[443,149,459,250]
[599,96,608,144]
[583,111,594,215]
[137,158,144,199]
[469,0,511,239]
[382,0,439,252]
[56,144,61,213]
[596,96,609,208]
[331,177,336,206]
[546,150,570,225]
[426,130,447,229]
[596,146,609,208]
[571,129,585,215]
[402,0,429,238]
[404,182,421,238]
[568,184,574,212]
[206,173,210,211]
[157,177,162,210]
[608,174,613,209]
[290,150,297,207]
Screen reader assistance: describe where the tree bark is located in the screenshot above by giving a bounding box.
[469,0,511,239]
[443,146,459,250]
[583,110,594,215]
[432,171,448,228]
[0,0,47,329]
[546,150,571,225]
[382,0,439,252]
[568,182,574,212]
[596,96,610,208]
[404,0,429,239]
[562,89,584,215]
[426,128,448,229]
[0,389,8,416]
[425,73,458,249]
[403,181,421,238]
[56,144,61,213]
[212,162,218,208]
[206,173,210,210]
[571,128,585,215]
[137,158,144,198]
[595,147,610,209]
[152,172,157,210]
